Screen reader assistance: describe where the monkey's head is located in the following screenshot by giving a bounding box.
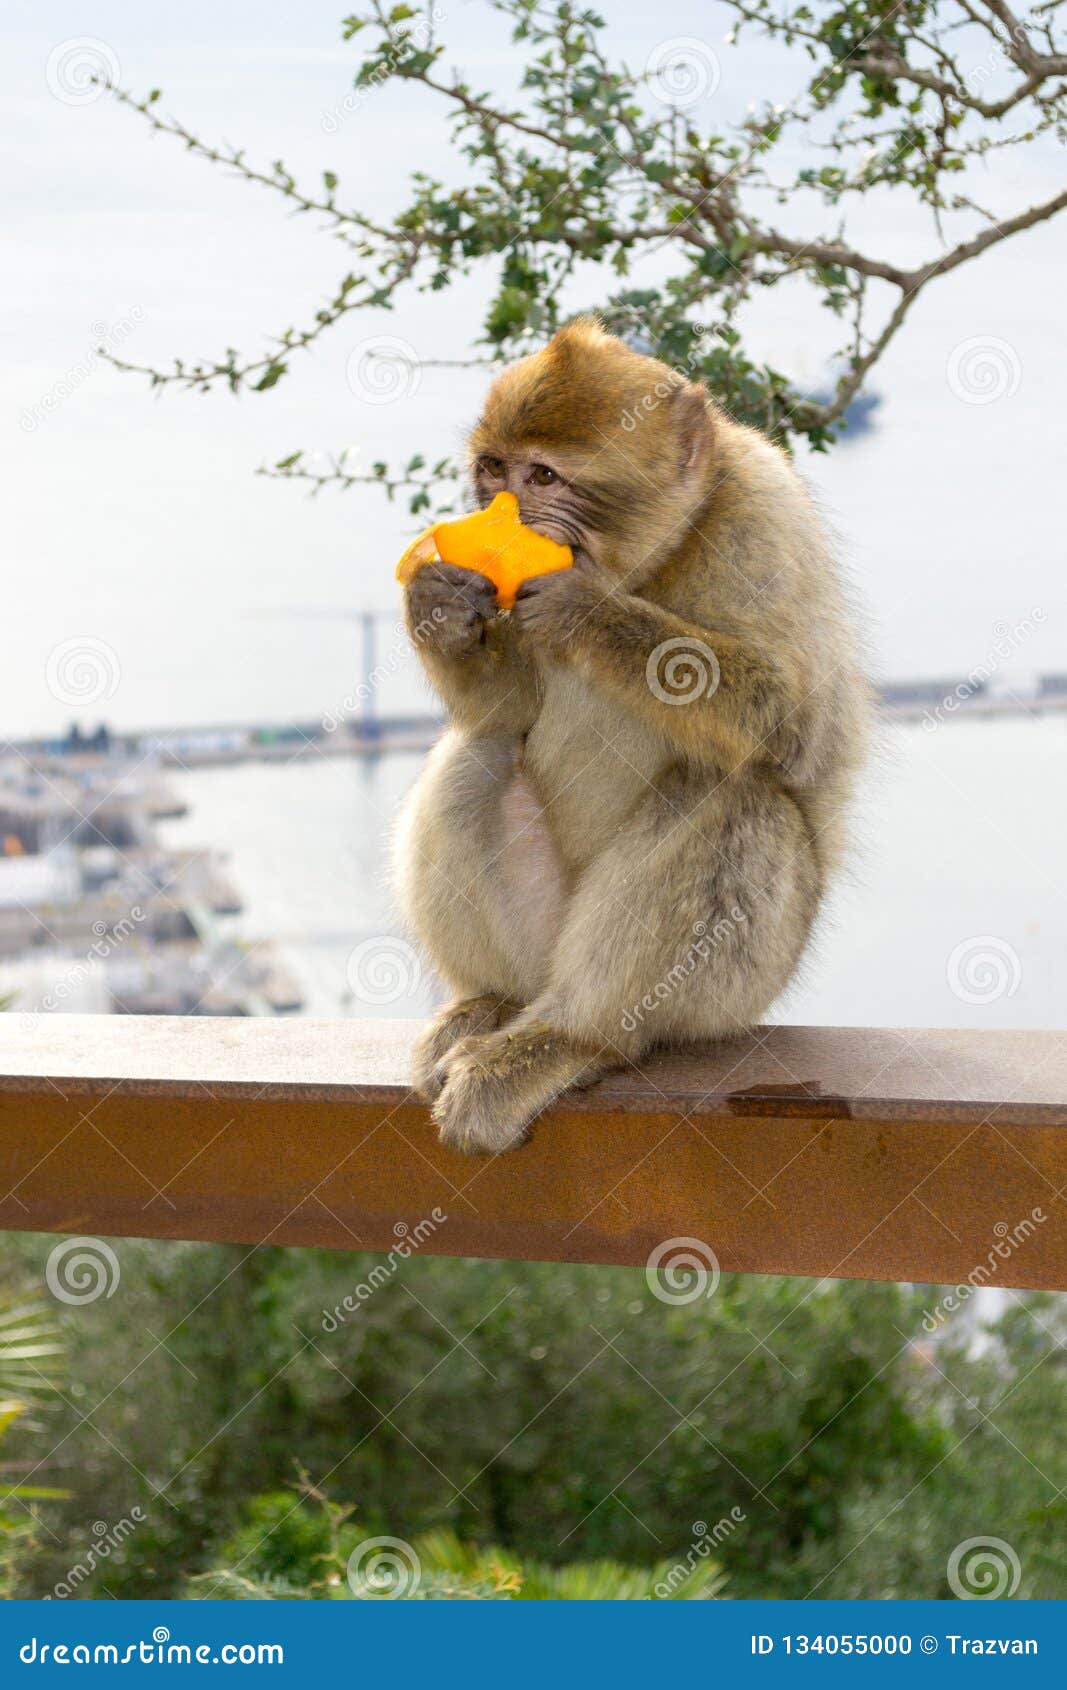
[469,318,715,581]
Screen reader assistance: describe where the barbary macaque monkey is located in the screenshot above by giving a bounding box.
[395,318,869,1154]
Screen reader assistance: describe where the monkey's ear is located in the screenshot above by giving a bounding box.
[671,382,714,478]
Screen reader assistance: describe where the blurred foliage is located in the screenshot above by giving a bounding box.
[100,0,1067,489]
[0,1277,68,1598]
[2,1234,1066,1598]
[189,1485,725,1599]
[0,1286,65,1406]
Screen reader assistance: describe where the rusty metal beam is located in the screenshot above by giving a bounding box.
[0,1015,1065,1288]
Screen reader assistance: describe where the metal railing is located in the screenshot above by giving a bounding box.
[0,1015,1064,1289]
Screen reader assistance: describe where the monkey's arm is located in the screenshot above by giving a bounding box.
[405,562,540,737]
[514,570,805,773]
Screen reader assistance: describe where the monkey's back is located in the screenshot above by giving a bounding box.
[654,414,871,884]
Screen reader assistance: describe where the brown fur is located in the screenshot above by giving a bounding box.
[395,318,870,1154]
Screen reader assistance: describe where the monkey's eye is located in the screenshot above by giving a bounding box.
[529,464,558,487]
[478,456,506,479]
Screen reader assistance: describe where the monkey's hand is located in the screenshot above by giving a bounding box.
[511,551,617,655]
[405,562,499,658]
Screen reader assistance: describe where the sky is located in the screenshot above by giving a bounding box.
[4,0,1066,738]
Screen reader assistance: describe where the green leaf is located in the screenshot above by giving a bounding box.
[252,363,287,393]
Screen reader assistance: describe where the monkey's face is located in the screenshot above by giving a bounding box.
[471,450,586,551]
[469,318,715,580]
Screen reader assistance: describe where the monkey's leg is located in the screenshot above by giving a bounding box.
[433,774,819,1154]
[396,730,566,1100]
[396,732,547,998]
[433,1021,613,1154]
[411,993,521,1103]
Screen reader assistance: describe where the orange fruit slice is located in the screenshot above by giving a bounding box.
[395,491,573,610]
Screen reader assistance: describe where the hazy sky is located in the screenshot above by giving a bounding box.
[5,0,1065,736]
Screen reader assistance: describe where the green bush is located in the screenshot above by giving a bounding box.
[3,1233,1064,1599]
[190,1489,725,1601]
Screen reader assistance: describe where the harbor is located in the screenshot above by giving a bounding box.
[0,749,303,1017]
[8,669,1067,775]
[2,661,1064,1025]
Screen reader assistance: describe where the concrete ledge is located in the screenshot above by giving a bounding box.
[0,1015,1064,1287]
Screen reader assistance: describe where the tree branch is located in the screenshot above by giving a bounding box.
[907,182,1067,285]
[95,0,1067,458]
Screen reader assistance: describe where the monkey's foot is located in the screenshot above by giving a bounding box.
[410,995,521,1103]
[433,1023,611,1156]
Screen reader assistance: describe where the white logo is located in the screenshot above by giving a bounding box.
[46,637,121,707]
[46,38,120,106]
[46,1237,120,1305]
[646,38,721,107]
[946,337,1021,406]
[646,1237,721,1304]
[946,936,1021,1005]
[345,937,422,1005]
[947,1536,1021,1599]
[345,336,422,405]
[646,637,720,706]
[346,1535,421,1599]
